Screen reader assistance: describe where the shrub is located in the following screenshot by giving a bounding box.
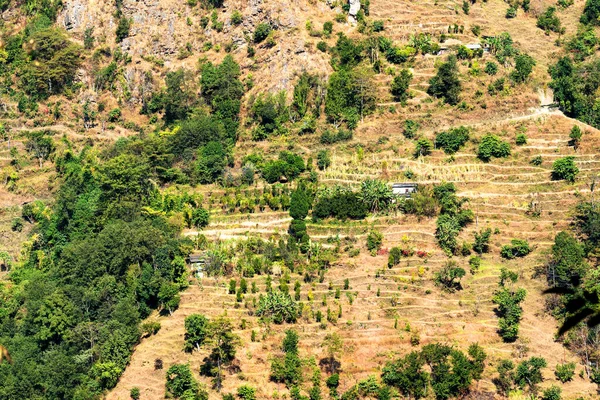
[569,125,582,146]
[11,218,23,232]
[184,314,209,352]
[515,133,527,145]
[231,10,243,25]
[555,362,575,383]
[484,61,498,75]
[254,23,272,43]
[477,135,511,161]
[493,286,527,342]
[115,17,131,43]
[372,20,384,32]
[530,155,542,166]
[537,7,562,33]
[403,119,419,139]
[390,69,412,102]
[317,150,331,170]
[435,126,469,154]
[130,387,140,400]
[552,156,578,182]
[500,239,531,259]
[366,230,384,253]
[414,138,433,157]
[542,386,562,400]
[257,291,298,323]
[506,6,517,18]
[582,0,600,25]
[237,385,256,400]
[434,260,466,291]
[317,41,327,52]
[323,21,333,34]
[473,228,492,254]
[469,256,481,274]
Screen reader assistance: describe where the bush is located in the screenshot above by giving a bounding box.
[542,386,562,400]
[390,69,412,102]
[130,387,140,400]
[555,362,575,383]
[511,53,536,83]
[434,260,466,291]
[116,17,131,43]
[366,230,384,253]
[403,120,419,139]
[237,385,256,400]
[435,126,469,154]
[320,128,353,144]
[254,23,272,43]
[373,20,384,32]
[484,61,498,75]
[515,133,527,145]
[569,125,582,146]
[537,7,562,33]
[231,10,243,25]
[317,150,331,170]
[323,21,333,34]
[469,256,481,274]
[473,228,492,254]
[414,138,433,158]
[11,218,23,232]
[477,135,510,161]
[257,291,298,324]
[317,41,327,52]
[500,239,531,259]
[552,156,578,182]
[530,155,542,166]
[582,0,600,25]
[506,6,517,18]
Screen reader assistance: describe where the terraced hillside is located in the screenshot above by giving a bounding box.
[107,108,600,399]
[3,0,600,399]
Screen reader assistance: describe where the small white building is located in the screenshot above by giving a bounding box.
[392,183,418,198]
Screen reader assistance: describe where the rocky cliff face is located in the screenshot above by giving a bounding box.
[58,0,337,97]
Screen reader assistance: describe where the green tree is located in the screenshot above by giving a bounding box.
[254,23,272,43]
[511,53,536,83]
[166,364,200,397]
[382,351,428,399]
[414,138,433,157]
[435,126,469,154]
[184,314,209,352]
[25,131,54,168]
[390,69,412,102]
[257,291,299,324]
[428,55,461,105]
[115,17,131,43]
[434,260,466,291]
[581,0,600,24]
[477,134,511,161]
[203,316,241,390]
[22,28,82,98]
[570,125,583,148]
[289,186,310,220]
[359,179,394,212]
[552,156,579,182]
[322,332,343,373]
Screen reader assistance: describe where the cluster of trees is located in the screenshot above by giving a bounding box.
[494,356,548,396]
[182,314,240,390]
[0,136,195,397]
[493,268,527,342]
[312,186,367,221]
[381,343,486,399]
[433,183,474,254]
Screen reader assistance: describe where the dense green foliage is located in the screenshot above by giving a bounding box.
[312,186,367,221]
[500,239,531,259]
[428,55,461,105]
[477,135,511,161]
[581,0,600,25]
[390,69,412,102]
[433,183,473,254]
[549,56,600,128]
[257,291,299,324]
[382,343,486,399]
[552,156,579,182]
[493,270,527,342]
[435,126,469,154]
